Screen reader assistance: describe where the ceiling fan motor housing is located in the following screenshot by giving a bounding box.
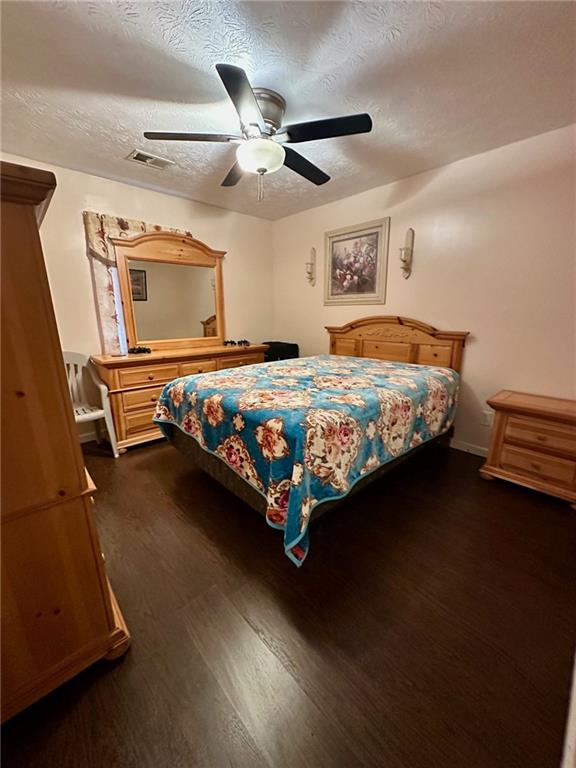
[252,88,286,134]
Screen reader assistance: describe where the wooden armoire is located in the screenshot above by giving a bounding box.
[1,161,130,721]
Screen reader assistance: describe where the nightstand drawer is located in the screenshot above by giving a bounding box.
[504,415,576,457]
[500,445,576,486]
[122,386,164,412]
[118,364,179,388]
[181,359,217,376]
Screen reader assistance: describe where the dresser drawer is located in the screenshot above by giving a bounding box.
[124,408,160,437]
[500,445,576,487]
[219,354,262,369]
[181,359,217,376]
[504,415,576,457]
[118,364,179,388]
[122,385,164,412]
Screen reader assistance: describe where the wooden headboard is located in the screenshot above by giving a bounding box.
[326,316,469,372]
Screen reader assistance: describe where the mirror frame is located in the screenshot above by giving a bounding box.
[111,232,226,350]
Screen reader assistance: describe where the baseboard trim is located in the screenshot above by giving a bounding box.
[450,439,488,458]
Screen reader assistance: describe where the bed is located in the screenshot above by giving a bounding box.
[154,317,469,565]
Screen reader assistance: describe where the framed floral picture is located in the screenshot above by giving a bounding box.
[324,218,390,305]
[129,268,147,301]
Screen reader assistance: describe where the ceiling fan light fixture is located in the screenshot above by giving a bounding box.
[236,138,285,175]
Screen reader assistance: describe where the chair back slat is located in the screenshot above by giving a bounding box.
[63,352,90,406]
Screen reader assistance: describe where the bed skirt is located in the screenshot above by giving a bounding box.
[168,424,452,522]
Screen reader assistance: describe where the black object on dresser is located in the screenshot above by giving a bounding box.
[262,341,300,362]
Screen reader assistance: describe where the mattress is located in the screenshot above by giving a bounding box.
[153,355,460,565]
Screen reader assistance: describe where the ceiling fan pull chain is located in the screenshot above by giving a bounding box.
[257,171,264,202]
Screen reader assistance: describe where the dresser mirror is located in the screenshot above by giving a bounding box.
[128,259,216,341]
[112,232,226,351]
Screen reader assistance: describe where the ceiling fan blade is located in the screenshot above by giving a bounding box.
[215,63,266,134]
[283,147,330,186]
[221,162,244,187]
[144,132,240,142]
[278,113,372,143]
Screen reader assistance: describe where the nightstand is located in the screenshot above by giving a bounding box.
[480,390,576,509]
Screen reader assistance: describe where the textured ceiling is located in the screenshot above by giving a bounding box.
[2,1,575,220]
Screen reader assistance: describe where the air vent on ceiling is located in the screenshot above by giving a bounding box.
[126,149,174,170]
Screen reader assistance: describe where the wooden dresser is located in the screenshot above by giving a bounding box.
[1,162,130,722]
[92,345,267,452]
[480,390,576,509]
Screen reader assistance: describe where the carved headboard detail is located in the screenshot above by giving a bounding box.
[326,316,469,372]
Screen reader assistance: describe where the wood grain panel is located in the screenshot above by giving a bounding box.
[504,415,576,458]
[1,202,86,517]
[416,344,452,367]
[124,409,159,437]
[118,363,179,389]
[180,359,217,376]
[363,339,412,362]
[218,355,263,369]
[326,316,469,372]
[500,445,575,486]
[331,337,360,356]
[122,385,164,412]
[1,496,111,704]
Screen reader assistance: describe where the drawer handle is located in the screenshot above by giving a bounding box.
[150,397,157,402]
[530,462,541,471]
[535,435,547,442]
[148,375,155,380]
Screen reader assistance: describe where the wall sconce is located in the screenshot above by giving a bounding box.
[305,247,316,286]
[399,228,415,279]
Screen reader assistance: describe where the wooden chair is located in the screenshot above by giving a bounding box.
[63,351,119,458]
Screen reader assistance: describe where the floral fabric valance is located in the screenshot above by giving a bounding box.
[82,211,192,354]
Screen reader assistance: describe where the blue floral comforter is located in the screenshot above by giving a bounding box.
[153,355,459,566]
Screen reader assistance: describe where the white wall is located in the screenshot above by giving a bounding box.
[4,126,575,454]
[271,125,576,453]
[1,152,273,355]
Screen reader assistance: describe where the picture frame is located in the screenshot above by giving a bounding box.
[129,268,147,301]
[324,217,390,305]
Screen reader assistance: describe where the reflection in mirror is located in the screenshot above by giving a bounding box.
[128,259,216,341]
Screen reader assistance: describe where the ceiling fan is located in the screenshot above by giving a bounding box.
[144,63,373,191]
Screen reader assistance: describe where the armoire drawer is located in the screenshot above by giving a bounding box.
[500,445,576,487]
[122,385,164,412]
[118,364,179,388]
[181,359,217,376]
[504,415,576,458]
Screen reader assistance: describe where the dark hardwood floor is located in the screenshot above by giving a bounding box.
[3,441,575,768]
